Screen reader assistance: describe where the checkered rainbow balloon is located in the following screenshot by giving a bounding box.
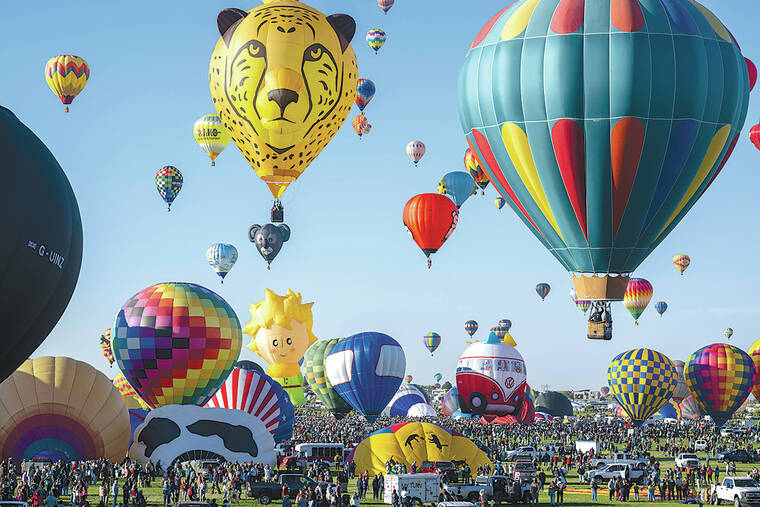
[112,282,242,408]
[683,343,756,428]
[607,348,677,425]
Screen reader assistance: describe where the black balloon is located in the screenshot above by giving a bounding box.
[534,391,574,418]
[0,106,83,383]
[249,223,290,268]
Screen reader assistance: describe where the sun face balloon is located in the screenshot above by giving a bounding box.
[44,55,89,112]
[623,278,653,324]
[193,115,231,166]
[209,1,358,202]
[607,348,677,425]
[112,282,242,408]
[458,0,751,303]
[673,254,691,275]
[684,343,755,427]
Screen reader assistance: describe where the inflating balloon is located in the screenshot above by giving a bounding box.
[533,391,573,418]
[303,338,352,419]
[0,107,83,384]
[100,328,115,366]
[658,399,681,421]
[535,283,550,301]
[325,332,406,422]
[113,282,242,408]
[356,79,376,112]
[623,278,653,325]
[209,1,358,218]
[684,343,755,427]
[679,395,704,421]
[113,372,150,410]
[193,115,231,166]
[458,0,751,318]
[464,320,478,338]
[442,387,460,416]
[243,289,317,405]
[377,0,394,14]
[0,356,130,462]
[44,55,89,112]
[671,360,690,403]
[494,197,505,210]
[673,255,691,276]
[403,193,459,268]
[366,29,386,54]
[424,332,441,355]
[607,348,677,425]
[155,166,183,212]
[249,223,290,269]
[353,113,372,138]
[437,171,477,209]
[382,384,435,418]
[655,301,668,317]
[749,339,760,403]
[206,243,238,282]
[724,328,734,340]
[406,141,426,166]
[464,147,490,194]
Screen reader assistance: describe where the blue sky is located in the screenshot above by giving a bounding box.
[2,0,759,391]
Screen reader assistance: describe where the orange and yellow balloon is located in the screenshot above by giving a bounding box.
[623,278,653,325]
[44,55,90,112]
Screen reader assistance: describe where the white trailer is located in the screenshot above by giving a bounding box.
[384,474,441,504]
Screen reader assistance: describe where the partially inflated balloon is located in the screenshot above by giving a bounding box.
[437,171,477,209]
[193,115,231,166]
[0,107,83,384]
[464,147,490,193]
[671,360,690,403]
[623,278,653,324]
[378,0,394,14]
[155,166,183,212]
[353,114,371,138]
[458,1,750,302]
[442,387,460,416]
[44,55,89,112]
[209,2,358,201]
[673,255,691,276]
[403,193,459,268]
[679,395,704,421]
[535,283,550,301]
[113,372,150,410]
[207,243,238,282]
[684,343,755,427]
[607,348,677,425]
[366,29,386,54]
[658,399,681,421]
[406,141,426,166]
[325,332,406,422]
[382,384,435,418]
[495,197,506,210]
[112,282,242,408]
[724,328,734,340]
[424,332,441,355]
[464,320,478,337]
[303,339,352,419]
[749,339,760,403]
[655,301,668,317]
[356,79,376,112]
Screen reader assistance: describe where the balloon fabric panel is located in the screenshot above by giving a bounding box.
[607,348,677,424]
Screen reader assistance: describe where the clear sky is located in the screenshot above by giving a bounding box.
[2,0,758,392]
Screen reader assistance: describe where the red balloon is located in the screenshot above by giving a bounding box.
[403,193,458,268]
[751,123,760,152]
[747,58,757,92]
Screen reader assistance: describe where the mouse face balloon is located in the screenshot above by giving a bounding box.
[249,223,291,268]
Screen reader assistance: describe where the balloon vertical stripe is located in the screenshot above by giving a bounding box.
[611,118,645,235]
[551,119,587,238]
[550,0,584,34]
[610,0,645,32]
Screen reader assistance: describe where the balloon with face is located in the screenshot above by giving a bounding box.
[249,223,291,269]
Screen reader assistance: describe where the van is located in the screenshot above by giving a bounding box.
[694,439,708,451]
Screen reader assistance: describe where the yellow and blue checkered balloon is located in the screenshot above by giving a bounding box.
[607,348,677,425]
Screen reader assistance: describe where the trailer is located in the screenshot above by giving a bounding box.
[384,474,441,505]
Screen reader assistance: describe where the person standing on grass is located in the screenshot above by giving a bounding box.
[608,477,616,501]
[111,480,118,507]
[548,481,556,505]
[591,477,598,501]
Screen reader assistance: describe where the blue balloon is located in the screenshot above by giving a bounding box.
[325,332,406,423]
[437,171,477,209]
[655,301,668,316]
[382,383,434,418]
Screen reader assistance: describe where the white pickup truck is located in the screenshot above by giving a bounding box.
[585,464,646,484]
[675,453,700,469]
[590,452,649,469]
[710,477,760,506]
[505,446,554,461]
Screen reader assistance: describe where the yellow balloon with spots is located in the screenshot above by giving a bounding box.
[209,0,358,199]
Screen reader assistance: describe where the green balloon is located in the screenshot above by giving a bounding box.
[303,338,351,419]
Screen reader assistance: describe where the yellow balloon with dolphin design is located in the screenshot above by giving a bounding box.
[209,0,358,201]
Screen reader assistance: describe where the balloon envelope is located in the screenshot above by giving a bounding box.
[671,360,690,403]
[382,384,435,418]
[673,254,691,275]
[366,29,387,53]
[464,320,478,337]
[356,79,376,111]
[535,283,550,300]
[155,166,183,211]
[207,243,238,281]
[534,391,573,419]
[424,332,441,354]
[655,301,668,316]
[44,55,89,110]
[623,278,653,323]
[403,194,459,264]
[437,171,477,209]
[464,147,490,191]
[303,339,352,418]
[193,114,231,165]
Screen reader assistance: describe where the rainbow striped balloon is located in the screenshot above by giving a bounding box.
[575,299,592,314]
[464,320,478,337]
[377,0,394,14]
[673,254,691,276]
[623,278,653,324]
[684,343,756,428]
[424,332,441,355]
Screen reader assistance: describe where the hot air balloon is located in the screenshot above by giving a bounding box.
[623,278,653,325]
[210,3,358,221]
[607,348,677,425]
[671,360,691,403]
[0,107,83,385]
[495,197,506,210]
[155,166,183,212]
[193,114,231,166]
[403,193,459,268]
[437,171,477,209]
[424,332,441,355]
[403,375,413,383]
[684,343,755,428]
[458,1,751,336]
[348,422,492,477]
[206,243,238,282]
[249,224,290,269]
[749,339,760,403]
[406,141,426,166]
[576,300,592,314]
[100,328,115,366]
[679,395,704,421]
[535,283,551,301]
[325,332,406,423]
[464,147,490,194]
[600,386,610,396]
[366,29,386,54]
[434,373,443,383]
[658,399,681,421]
[382,384,436,418]
[0,356,131,462]
[747,58,757,92]
[464,320,478,338]
[498,319,512,332]
[378,0,394,14]
[304,338,352,419]
[724,328,734,340]
[353,113,372,138]
[205,365,295,442]
[356,79,376,111]
[442,387,461,416]
[534,392,574,418]
[44,55,89,112]
[490,326,507,342]
[655,301,668,317]
[112,282,242,408]
[113,372,150,410]
[751,123,760,151]
[673,255,691,275]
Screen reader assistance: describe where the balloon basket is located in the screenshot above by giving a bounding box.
[271,200,284,223]
[572,274,629,301]
[64,106,69,113]
[211,161,216,166]
[587,321,612,341]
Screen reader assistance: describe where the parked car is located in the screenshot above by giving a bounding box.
[695,439,708,451]
[249,474,320,504]
[511,460,537,483]
[585,464,645,484]
[505,446,554,461]
[444,475,517,503]
[717,450,755,463]
[709,477,760,506]
[590,452,648,469]
[675,453,700,469]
